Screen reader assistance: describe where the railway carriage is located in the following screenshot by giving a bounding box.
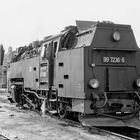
[8,21,140,128]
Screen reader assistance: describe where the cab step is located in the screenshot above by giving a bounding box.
[49,110,57,114]
[49,99,57,102]
[51,89,57,95]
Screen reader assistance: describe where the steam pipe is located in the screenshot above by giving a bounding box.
[22,94,35,109]
[96,92,108,108]
[134,91,140,102]
[24,88,47,100]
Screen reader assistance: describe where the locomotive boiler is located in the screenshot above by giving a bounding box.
[8,21,140,128]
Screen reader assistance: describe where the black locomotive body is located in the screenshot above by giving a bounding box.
[8,21,140,128]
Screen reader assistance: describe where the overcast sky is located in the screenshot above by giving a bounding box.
[0,0,140,52]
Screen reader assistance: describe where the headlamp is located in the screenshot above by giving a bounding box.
[136,79,140,87]
[112,31,120,41]
[89,79,99,89]
[11,85,16,89]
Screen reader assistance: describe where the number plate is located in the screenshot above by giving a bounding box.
[103,56,125,64]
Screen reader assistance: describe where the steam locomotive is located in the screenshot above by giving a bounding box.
[8,21,140,128]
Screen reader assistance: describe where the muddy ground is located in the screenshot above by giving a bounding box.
[0,89,120,140]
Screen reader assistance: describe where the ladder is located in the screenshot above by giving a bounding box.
[48,89,58,114]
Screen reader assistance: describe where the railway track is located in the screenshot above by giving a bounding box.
[68,121,137,140]
[0,134,10,140]
[38,111,138,140]
[102,127,140,140]
[5,100,135,140]
[3,97,140,140]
